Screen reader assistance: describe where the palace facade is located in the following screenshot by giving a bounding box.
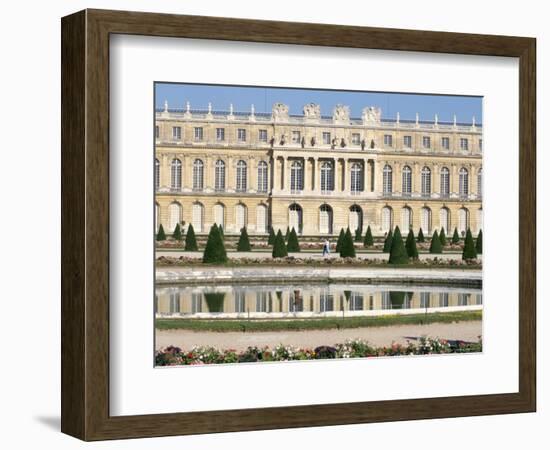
[155,101,482,237]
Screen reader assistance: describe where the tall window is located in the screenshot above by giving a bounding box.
[349,205,362,233]
[319,204,333,234]
[172,126,181,140]
[289,204,303,234]
[381,207,393,232]
[477,168,482,198]
[458,208,469,234]
[214,159,225,191]
[192,159,204,191]
[421,166,431,197]
[169,292,180,314]
[477,208,483,234]
[402,166,412,196]
[440,167,450,198]
[439,293,449,307]
[168,202,182,231]
[420,292,431,309]
[290,161,304,192]
[257,161,268,193]
[170,158,182,191]
[440,207,450,234]
[441,137,450,150]
[194,127,203,141]
[401,207,412,230]
[258,129,268,142]
[236,203,247,231]
[155,125,160,139]
[291,131,301,144]
[383,164,393,195]
[460,138,469,150]
[352,133,360,145]
[234,291,245,313]
[213,203,225,229]
[192,202,204,232]
[349,292,364,311]
[319,290,334,312]
[237,128,246,142]
[421,207,431,233]
[403,135,412,148]
[256,204,268,233]
[384,134,393,147]
[236,160,247,192]
[320,161,334,192]
[192,293,203,314]
[216,128,225,141]
[322,132,331,145]
[479,139,483,151]
[459,167,469,198]
[155,158,160,191]
[422,136,431,149]
[350,162,363,193]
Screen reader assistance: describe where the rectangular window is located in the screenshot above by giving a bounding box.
[479,139,483,151]
[322,132,331,145]
[155,125,160,139]
[237,128,247,142]
[403,135,412,148]
[216,128,225,141]
[194,127,203,141]
[258,129,268,142]
[384,134,393,147]
[460,138,469,150]
[352,133,360,145]
[441,137,450,150]
[291,130,301,143]
[422,136,431,148]
[172,126,181,140]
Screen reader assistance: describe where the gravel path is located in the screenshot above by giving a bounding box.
[156,321,482,351]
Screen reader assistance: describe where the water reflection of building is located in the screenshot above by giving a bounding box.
[155,285,482,317]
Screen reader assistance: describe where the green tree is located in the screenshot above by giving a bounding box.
[429,230,443,254]
[285,226,290,241]
[335,228,345,253]
[452,227,460,244]
[184,224,198,251]
[339,227,356,258]
[272,230,288,258]
[286,227,300,252]
[202,224,228,264]
[236,227,251,252]
[462,228,478,260]
[218,225,224,239]
[405,228,419,259]
[267,226,276,245]
[156,224,166,241]
[439,227,447,247]
[417,227,425,243]
[388,226,409,264]
[354,227,362,242]
[172,223,183,241]
[363,225,374,247]
[476,229,483,254]
[383,229,393,253]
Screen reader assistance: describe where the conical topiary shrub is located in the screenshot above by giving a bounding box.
[268,226,276,245]
[429,230,443,254]
[218,225,224,240]
[285,226,290,241]
[184,223,198,251]
[204,293,225,313]
[452,227,460,244]
[272,230,288,258]
[388,226,409,264]
[383,229,393,253]
[286,227,300,252]
[417,227,425,243]
[339,227,356,258]
[237,227,251,252]
[363,225,374,247]
[462,228,478,260]
[172,223,183,241]
[156,224,166,241]
[439,227,447,247]
[335,228,345,253]
[202,224,228,264]
[354,227,362,242]
[476,229,483,254]
[405,228,419,259]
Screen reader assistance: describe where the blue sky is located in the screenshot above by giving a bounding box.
[155,83,482,124]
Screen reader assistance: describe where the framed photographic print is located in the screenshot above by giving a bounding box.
[61,9,536,441]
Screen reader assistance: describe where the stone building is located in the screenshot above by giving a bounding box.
[155,101,482,237]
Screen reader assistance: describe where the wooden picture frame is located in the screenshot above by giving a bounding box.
[61,8,536,441]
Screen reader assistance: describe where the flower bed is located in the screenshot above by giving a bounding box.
[155,337,482,366]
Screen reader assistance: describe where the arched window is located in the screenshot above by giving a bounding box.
[383,164,393,195]
[213,203,225,229]
[290,160,304,192]
[477,168,482,198]
[458,208,469,234]
[402,166,412,196]
[155,202,160,231]
[236,160,247,192]
[421,166,431,197]
[320,161,334,192]
[401,206,412,230]
[192,202,204,232]
[459,167,469,198]
[193,159,204,191]
[168,202,182,232]
[476,208,483,233]
[440,167,450,198]
[256,204,268,233]
[319,204,333,234]
[288,203,303,234]
[349,205,363,234]
[421,207,431,234]
[215,160,225,191]
[155,158,160,191]
[350,162,363,193]
[235,203,247,231]
[439,207,450,234]
[381,206,393,232]
[170,158,182,191]
[257,161,268,193]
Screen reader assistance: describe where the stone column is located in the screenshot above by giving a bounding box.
[451,164,459,195]
[249,157,257,192]
[313,157,320,194]
[343,159,350,192]
[185,155,193,190]
[363,159,369,193]
[284,156,291,193]
[205,156,213,190]
[413,163,421,194]
[303,157,310,192]
[161,154,170,189]
[433,164,440,195]
[272,155,278,193]
[333,158,339,193]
